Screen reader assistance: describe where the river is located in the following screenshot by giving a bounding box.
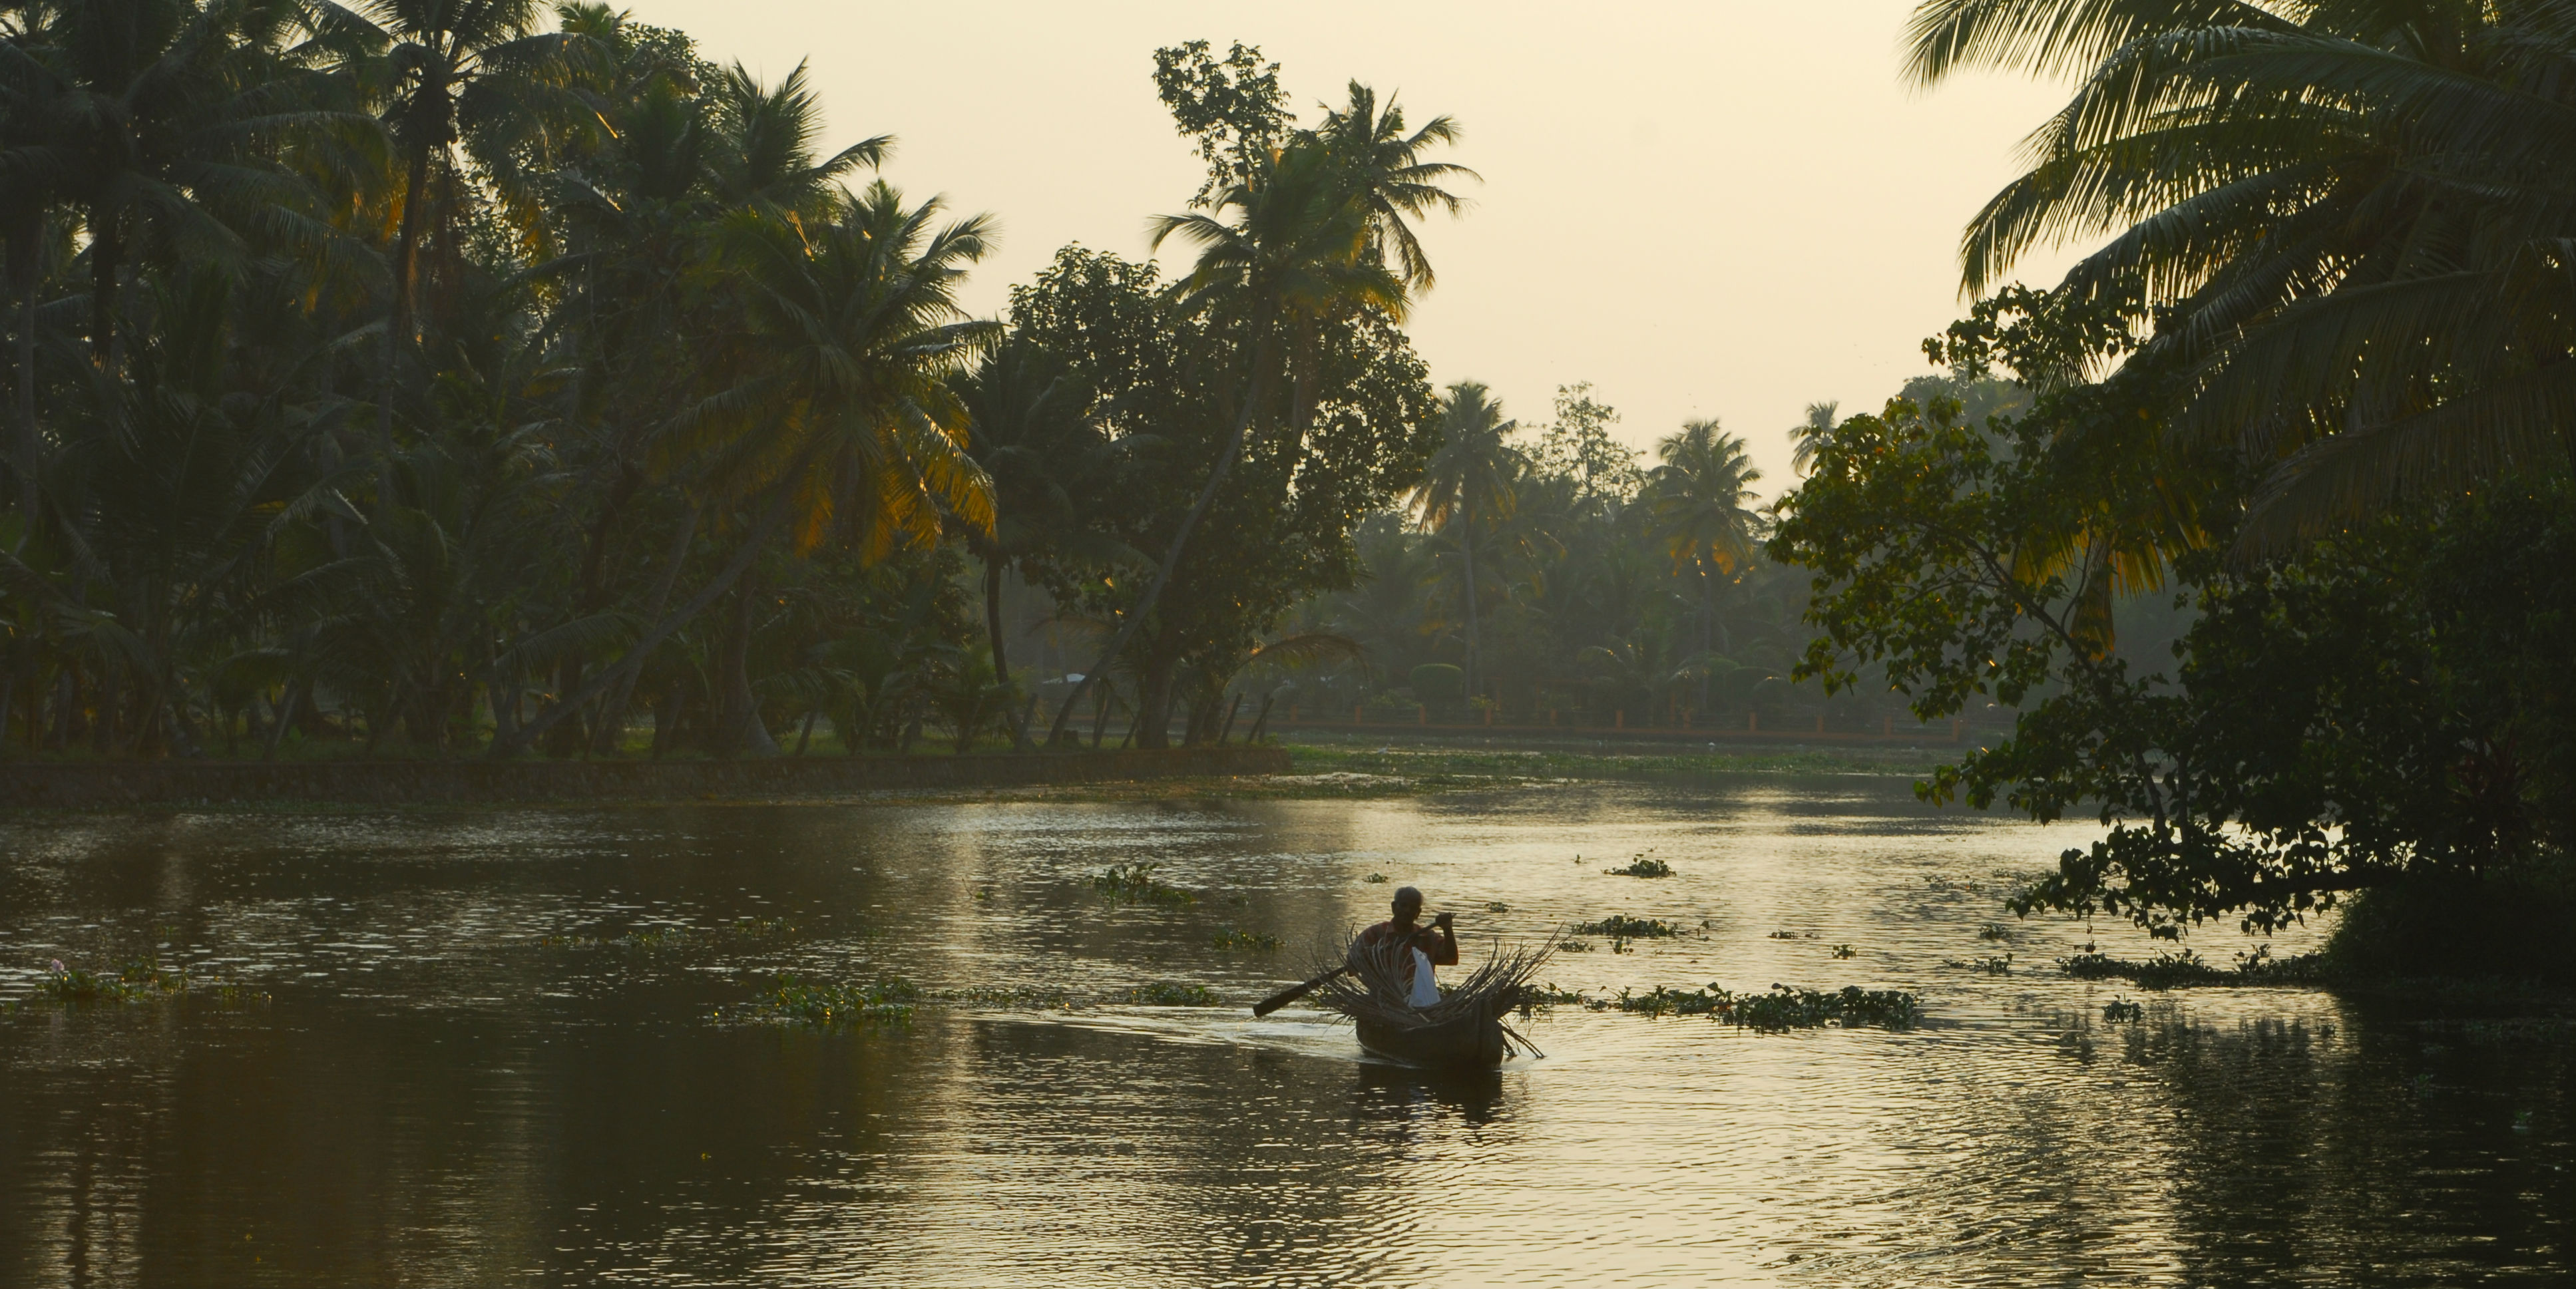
[1,778,2567,1286]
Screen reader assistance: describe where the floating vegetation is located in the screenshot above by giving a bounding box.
[973,886,995,902]
[2102,998,2144,1023]
[1574,916,1681,940]
[1209,926,1281,952]
[1124,982,1218,1006]
[1522,982,1592,1009]
[2057,946,2327,990]
[1830,944,1857,960]
[1560,939,1594,953]
[1944,953,2014,975]
[1767,930,1817,940]
[1092,863,1195,906]
[1362,872,1389,884]
[1977,922,2014,941]
[1546,982,1920,1030]
[1486,901,1510,913]
[1605,854,1675,878]
[740,973,920,1027]
[37,957,188,1004]
[943,984,1076,1010]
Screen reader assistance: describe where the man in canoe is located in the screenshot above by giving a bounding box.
[1349,886,1458,1008]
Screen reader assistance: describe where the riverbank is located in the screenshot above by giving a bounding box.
[0,746,1289,809]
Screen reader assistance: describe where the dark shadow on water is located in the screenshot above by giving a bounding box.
[1351,1061,1512,1128]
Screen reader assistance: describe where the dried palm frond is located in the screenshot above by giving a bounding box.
[1312,932,1556,1031]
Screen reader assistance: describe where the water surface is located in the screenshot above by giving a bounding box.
[2,781,2567,1286]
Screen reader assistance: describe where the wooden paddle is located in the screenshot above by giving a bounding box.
[1250,966,1347,1017]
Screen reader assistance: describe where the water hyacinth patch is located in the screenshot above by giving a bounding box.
[1606,855,1675,878]
[2057,946,2326,990]
[744,973,922,1027]
[39,958,188,1004]
[1124,982,1218,1006]
[1092,864,1195,906]
[1574,916,1682,940]
[1209,927,1282,952]
[1612,983,1922,1031]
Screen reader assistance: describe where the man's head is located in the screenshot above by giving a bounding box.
[1392,886,1424,926]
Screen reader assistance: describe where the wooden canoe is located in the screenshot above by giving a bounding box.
[1355,1006,1508,1070]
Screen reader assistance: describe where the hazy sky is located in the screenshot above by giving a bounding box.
[638,1,2081,494]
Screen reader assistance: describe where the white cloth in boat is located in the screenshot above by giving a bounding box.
[1407,948,1440,1008]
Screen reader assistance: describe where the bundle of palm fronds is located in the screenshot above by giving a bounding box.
[1312,932,1556,1031]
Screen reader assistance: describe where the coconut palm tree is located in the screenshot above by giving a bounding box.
[1313,80,1476,292]
[1408,380,1518,699]
[1643,419,1763,700]
[1045,96,1468,744]
[951,337,1129,747]
[1790,401,1837,476]
[1907,0,2576,547]
[340,0,584,480]
[503,180,998,757]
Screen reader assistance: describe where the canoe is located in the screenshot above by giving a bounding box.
[1355,1006,1507,1070]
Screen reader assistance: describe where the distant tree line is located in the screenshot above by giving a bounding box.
[0,9,1501,759]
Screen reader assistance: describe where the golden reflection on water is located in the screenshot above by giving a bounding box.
[0,783,2565,1286]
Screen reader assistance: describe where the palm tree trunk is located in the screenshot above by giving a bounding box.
[86,209,120,369]
[589,506,700,755]
[1460,508,1480,701]
[1698,565,1714,710]
[375,148,435,497]
[983,554,1029,751]
[495,488,793,758]
[7,210,38,529]
[711,576,781,757]
[1044,334,1273,745]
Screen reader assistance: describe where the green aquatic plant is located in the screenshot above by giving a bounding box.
[1486,901,1510,913]
[1830,944,1856,960]
[1363,872,1390,884]
[38,958,188,1004]
[1093,863,1197,906]
[2102,998,2144,1023]
[1560,939,1594,953]
[942,985,1076,1010]
[743,974,923,1028]
[1977,923,2013,942]
[1767,930,1815,940]
[1124,982,1218,1006]
[2057,946,2326,990]
[1574,916,1681,940]
[1522,982,1592,1009]
[1606,855,1675,878]
[1608,982,1922,1031]
[1209,926,1282,952]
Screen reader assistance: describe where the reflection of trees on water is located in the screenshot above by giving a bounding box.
[1819,1001,2576,1286]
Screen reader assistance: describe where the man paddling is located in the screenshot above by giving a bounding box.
[1349,886,1458,1008]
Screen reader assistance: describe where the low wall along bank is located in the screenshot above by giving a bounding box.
[0,747,1292,809]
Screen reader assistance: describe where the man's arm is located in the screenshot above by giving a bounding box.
[1426,912,1460,966]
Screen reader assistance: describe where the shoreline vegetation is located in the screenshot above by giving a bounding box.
[0,737,1943,812]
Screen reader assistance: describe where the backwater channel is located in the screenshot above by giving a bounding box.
[1,777,2569,1286]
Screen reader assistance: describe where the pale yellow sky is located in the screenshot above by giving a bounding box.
[636,0,2080,494]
